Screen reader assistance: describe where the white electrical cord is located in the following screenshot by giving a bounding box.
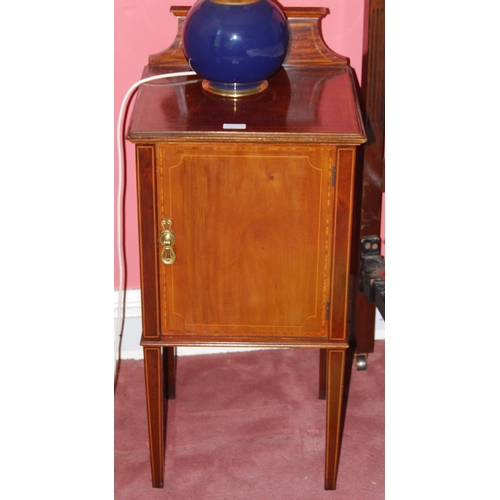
[115,70,197,381]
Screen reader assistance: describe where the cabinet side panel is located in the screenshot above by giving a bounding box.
[330,148,356,341]
[136,145,160,339]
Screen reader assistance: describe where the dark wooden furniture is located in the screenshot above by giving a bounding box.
[351,0,385,369]
[127,7,366,490]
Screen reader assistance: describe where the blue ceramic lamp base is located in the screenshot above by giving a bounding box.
[182,0,289,99]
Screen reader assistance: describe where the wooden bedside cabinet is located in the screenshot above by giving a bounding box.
[127,7,366,490]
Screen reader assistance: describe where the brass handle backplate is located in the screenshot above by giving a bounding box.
[159,218,176,265]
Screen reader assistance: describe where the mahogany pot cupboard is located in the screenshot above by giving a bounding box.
[126,7,366,490]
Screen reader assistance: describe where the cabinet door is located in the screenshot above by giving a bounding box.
[156,143,335,341]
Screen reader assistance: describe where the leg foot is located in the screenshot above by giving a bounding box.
[355,353,368,371]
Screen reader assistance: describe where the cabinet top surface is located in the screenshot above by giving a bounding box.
[127,66,365,144]
[126,7,366,144]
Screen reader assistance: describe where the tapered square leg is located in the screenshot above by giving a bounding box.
[319,349,327,399]
[143,346,165,488]
[163,346,177,399]
[324,348,346,490]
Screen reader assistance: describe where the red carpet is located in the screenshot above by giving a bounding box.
[115,341,384,499]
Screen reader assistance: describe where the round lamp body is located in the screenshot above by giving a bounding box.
[182,0,289,97]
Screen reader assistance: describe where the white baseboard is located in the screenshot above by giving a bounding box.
[375,308,385,339]
[115,289,385,360]
[114,288,142,318]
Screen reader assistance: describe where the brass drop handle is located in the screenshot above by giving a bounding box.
[159,218,176,265]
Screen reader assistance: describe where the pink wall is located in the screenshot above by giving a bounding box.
[114,0,367,290]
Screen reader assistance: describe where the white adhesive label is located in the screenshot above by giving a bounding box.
[223,123,247,129]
